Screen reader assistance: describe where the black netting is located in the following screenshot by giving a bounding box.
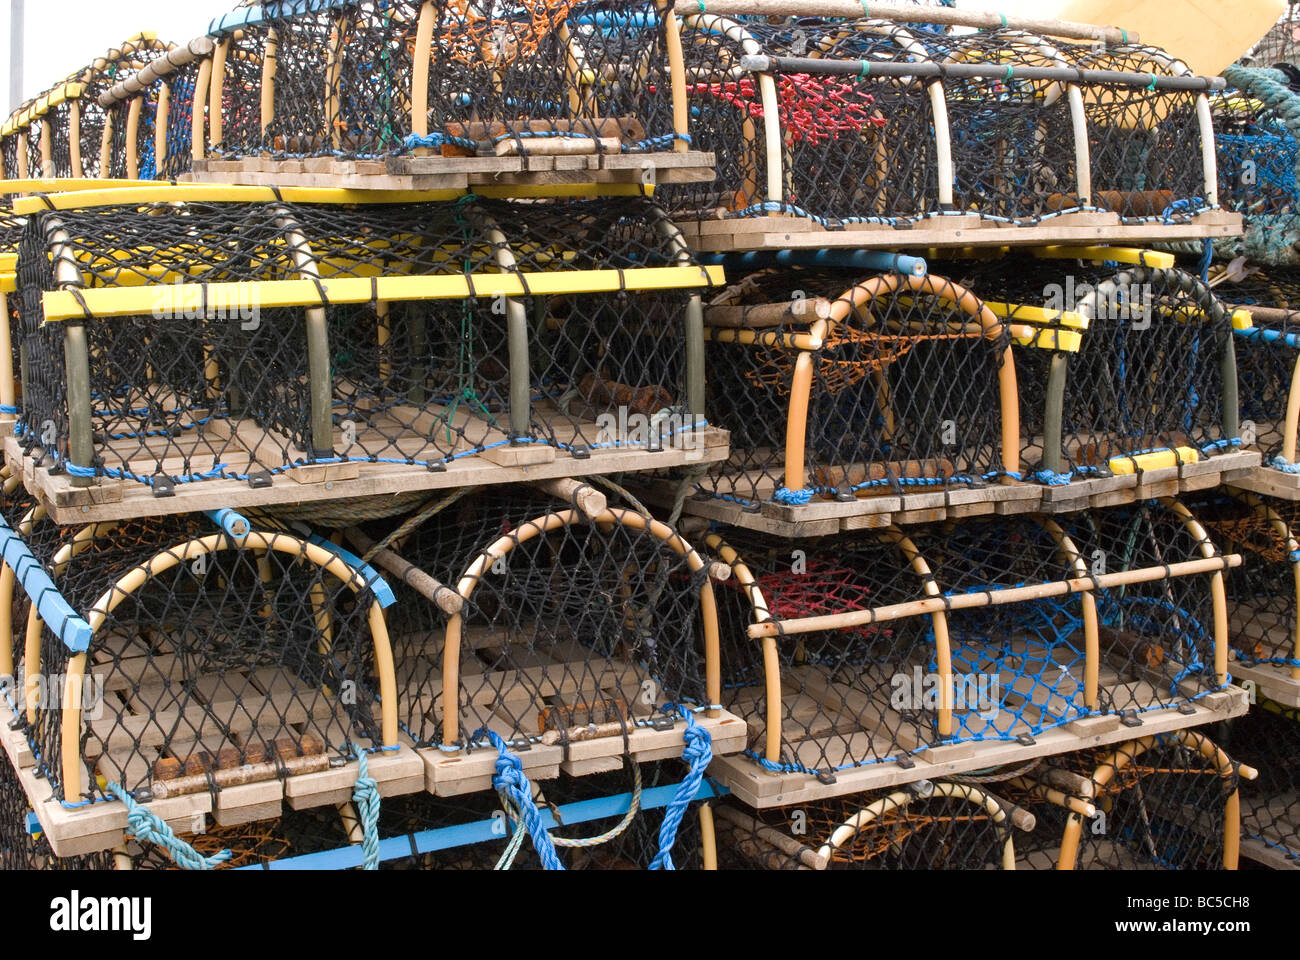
[1223,703,1300,865]
[15,197,706,490]
[948,258,1238,478]
[1009,733,1240,869]
[707,503,1227,780]
[159,62,204,180]
[1215,266,1300,463]
[666,18,1210,226]
[206,0,676,160]
[697,268,1013,504]
[379,488,713,750]
[714,783,1023,870]
[17,514,388,806]
[1197,492,1300,670]
[0,750,114,870]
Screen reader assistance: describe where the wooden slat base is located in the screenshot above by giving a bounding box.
[679,209,1243,253]
[6,423,729,525]
[182,152,717,191]
[709,686,1246,809]
[1222,464,1300,501]
[1228,662,1300,709]
[420,708,747,797]
[635,450,1259,537]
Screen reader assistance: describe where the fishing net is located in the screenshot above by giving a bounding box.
[1223,702,1300,866]
[0,750,114,869]
[14,196,710,494]
[696,267,1018,505]
[1009,731,1242,869]
[705,501,1230,782]
[713,781,1028,870]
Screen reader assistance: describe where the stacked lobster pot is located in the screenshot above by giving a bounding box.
[0,0,1267,872]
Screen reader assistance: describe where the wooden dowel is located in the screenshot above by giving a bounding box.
[748,554,1243,638]
[151,750,329,799]
[1009,777,1096,818]
[493,135,621,157]
[706,297,833,328]
[692,0,1134,43]
[1033,765,1096,799]
[530,477,607,519]
[712,804,828,869]
[344,527,463,616]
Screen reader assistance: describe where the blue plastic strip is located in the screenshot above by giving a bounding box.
[236,780,727,870]
[209,0,355,36]
[0,514,92,652]
[1235,325,1300,349]
[303,535,397,609]
[698,249,927,277]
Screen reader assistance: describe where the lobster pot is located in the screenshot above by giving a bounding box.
[1215,65,1300,265]
[19,514,395,807]
[1223,703,1300,866]
[0,133,18,180]
[713,783,1031,870]
[76,35,178,179]
[0,751,114,870]
[950,258,1240,480]
[1054,43,1214,223]
[698,268,1022,504]
[1197,493,1300,694]
[203,0,677,161]
[1216,267,1300,469]
[669,16,1213,228]
[706,503,1232,783]
[382,490,719,755]
[1011,731,1246,869]
[15,197,711,492]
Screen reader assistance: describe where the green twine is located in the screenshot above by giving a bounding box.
[1146,73,1158,92]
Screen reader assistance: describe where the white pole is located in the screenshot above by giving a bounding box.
[8,0,24,113]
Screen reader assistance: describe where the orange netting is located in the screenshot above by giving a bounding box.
[433,0,578,68]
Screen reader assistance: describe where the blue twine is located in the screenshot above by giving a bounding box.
[475,728,564,870]
[107,782,231,870]
[401,132,480,152]
[1032,469,1073,486]
[352,746,380,870]
[649,707,713,870]
[1271,456,1300,473]
[0,405,17,414]
[774,486,813,504]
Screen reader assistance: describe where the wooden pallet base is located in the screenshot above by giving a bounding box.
[420,709,747,797]
[183,151,717,191]
[6,423,729,525]
[709,685,1246,809]
[1240,836,1300,870]
[1229,661,1300,709]
[0,693,425,857]
[636,450,1259,536]
[1221,465,1300,501]
[679,209,1243,253]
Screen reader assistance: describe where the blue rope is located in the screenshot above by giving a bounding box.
[774,486,813,504]
[352,746,380,870]
[401,132,480,152]
[649,707,713,870]
[475,728,564,870]
[106,782,231,870]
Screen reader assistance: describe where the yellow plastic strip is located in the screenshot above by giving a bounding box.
[10,180,654,214]
[41,265,726,321]
[0,178,147,196]
[0,253,15,272]
[1108,446,1200,475]
[1030,245,1176,269]
[1231,309,1254,331]
[1,83,85,136]
[1012,327,1083,353]
[0,275,14,294]
[981,300,1089,330]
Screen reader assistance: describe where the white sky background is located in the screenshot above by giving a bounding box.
[0,0,1040,111]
